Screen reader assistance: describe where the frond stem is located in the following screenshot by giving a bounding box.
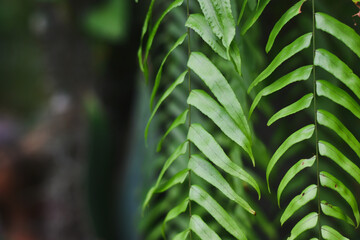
[186,0,193,239]
[311,0,321,238]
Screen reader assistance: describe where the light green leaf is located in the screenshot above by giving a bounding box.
[196,0,235,48]
[157,109,188,152]
[142,141,188,210]
[287,212,318,240]
[190,185,247,240]
[173,229,190,240]
[189,155,256,214]
[316,12,360,58]
[186,14,227,59]
[156,168,188,193]
[314,49,360,100]
[241,0,271,35]
[190,215,221,240]
[266,0,306,53]
[318,141,360,185]
[142,0,184,81]
[320,171,360,226]
[316,80,360,120]
[321,225,349,240]
[268,93,313,126]
[281,185,317,225]
[188,124,260,198]
[249,65,313,118]
[188,52,251,138]
[317,109,360,159]
[149,34,187,110]
[277,156,316,207]
[162,198,189,237]
[188,90,254,164]
[321,201,355,227]
[145,71,187,141]
[266,124,315,192]
[248,33,312,93]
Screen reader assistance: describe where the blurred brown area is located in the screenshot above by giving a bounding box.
[0,0,142,239]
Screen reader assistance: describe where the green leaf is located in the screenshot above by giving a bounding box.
[268,93,313,126]
[142,141,188,210]
[277,156,316,207]
[145,71,187,141]
[316,80,360,120]
[188,124,260,198]
[196,0,235,48]
[315,12,360,59]
[190,185,247,240]
[156,168,188,193]
[189,155,256,214]
[138,0,156,73]
[321,225,349,240]
[229,41,242,75]
[188,52,251,138]
[314,49,360,101]
[266,124,315,192]
[237,0,247,25]
[241,0,271,35]
[318,141,360,185]
[149,34,187,110]
[248,33,312,93]
[157,109,188,152]
[321,201,355,227]
[280,185,317,225]
[287,212,318,240]
[162,198,189,237]
[320,171,360,226]
[186,14,227,59]
[142,0,184,81]
[249,65,313,118]
[266,0,306,53]
[317,109,360,159]
[190,215,222,240]
[173,229,190,240]
[188,90,254,164]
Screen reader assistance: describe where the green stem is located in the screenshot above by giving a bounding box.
[186,0,193,239]
[311,0,321,238]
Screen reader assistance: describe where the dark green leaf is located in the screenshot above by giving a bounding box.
[318,141,360,185]
[316,12,360,58]
[249,65,312,117]
[266,0,306,53]
[320,171,360,226]
[314,49,360,100]
[248,33,312,93]
[268,93,313,126]
[280,185,317,225]
[266,125,315,192]
[241,0,271,35]
[162,198,189,237]
[321,201,355,227]
[316,80,360,120]
[317,109,360,159]
[288,212,318,240]
[277,156,316,207]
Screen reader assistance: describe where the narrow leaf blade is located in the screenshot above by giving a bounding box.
[190,215,222,240]
[248,33,312,93]
[288,212,318,240]
[321,201,355,227]
[321,225,349,240]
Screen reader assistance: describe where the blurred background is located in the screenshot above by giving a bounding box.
[0,0,359,240]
